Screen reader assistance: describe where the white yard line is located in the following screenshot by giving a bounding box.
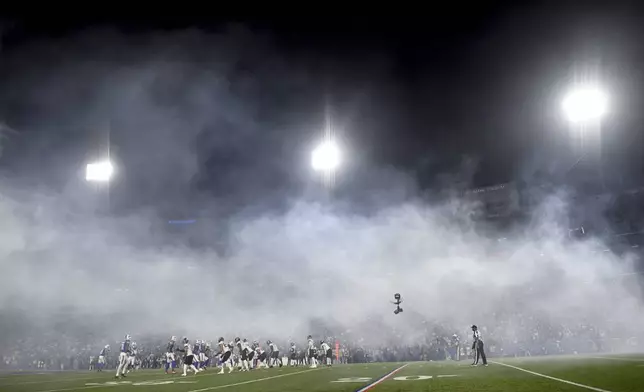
[588,356,644,362]
[33,385,108,392]
[356,363,409,392]
[30,372,187,392]
[188,368,319,392]
[491,361,612,392]
[0,371,159,386]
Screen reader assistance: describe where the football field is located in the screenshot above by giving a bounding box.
[1,354,643,392]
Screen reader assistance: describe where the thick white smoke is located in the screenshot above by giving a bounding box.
[0,184,642,348]
[0,25,642,352]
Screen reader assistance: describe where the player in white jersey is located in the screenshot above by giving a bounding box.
[126,342,138,373]
[179,338,201,376]
[307,335,318,368]
[115,335,132,379]
[266,340,282,368]
[254,344,269,369]
[320,340,332,366]
[243,339,255,370]
[234,338,251,371]
[217,338,234,374]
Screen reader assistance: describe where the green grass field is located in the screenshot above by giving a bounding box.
[1,354,643,392]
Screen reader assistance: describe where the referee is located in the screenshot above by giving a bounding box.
[471,325,488,366]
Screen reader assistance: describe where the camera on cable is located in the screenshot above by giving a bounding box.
[392,293,403,315]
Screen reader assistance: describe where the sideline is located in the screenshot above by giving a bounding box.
[355,363,409,392]
[491,361,612,392]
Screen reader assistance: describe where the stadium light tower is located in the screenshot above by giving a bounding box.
[561,86,608,124]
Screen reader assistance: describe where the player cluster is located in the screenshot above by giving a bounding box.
[100,334,334,378]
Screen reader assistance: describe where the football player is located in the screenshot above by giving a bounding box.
[115,335,131,379]
[234,338,251,371]
[217,338,234,374]
[126,342,138,373]
[193,340,201,370]
[97,345,109,372]
[178,337,201,376]
[320,340,332,366]
[199,341,209,370]
[266,340,281,368]
[243,339,255,370]
[471,325,488,366]
[307,335,318,368]
[289,342,297,366]
[254,343,269,369]
[165,336,177,374]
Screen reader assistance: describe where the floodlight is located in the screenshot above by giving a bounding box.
[311,141,340,172]
[562,86,608,123]
[86,161,114,182]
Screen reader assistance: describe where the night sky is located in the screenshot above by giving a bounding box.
[1,3,644,215]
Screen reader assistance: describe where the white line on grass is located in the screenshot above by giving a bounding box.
[32,372,197,392]
[491,361,612,392]
[355,363,409,392]
[0,371,160,386]
[188,368,319,392]
[588,356,644,362]
[34,385,108,392]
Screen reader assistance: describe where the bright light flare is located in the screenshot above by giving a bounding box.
[85,161,114,182]
[562,86,608,123]
[311,141,340,172]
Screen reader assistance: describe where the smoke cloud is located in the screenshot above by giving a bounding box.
[0,26,642,352]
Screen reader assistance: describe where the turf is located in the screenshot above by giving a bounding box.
[0,354,642,392]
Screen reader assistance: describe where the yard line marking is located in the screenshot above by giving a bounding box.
[0,371,160,386]
[491,361,612,392]
[34,385,109,392]
[588,356,644,362]
[31,373,189,392]
[188,368,319,392]
[355,363,409,392]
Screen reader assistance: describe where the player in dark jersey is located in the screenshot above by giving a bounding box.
[97,345,109,372]
[203,342,212,369]
[115,335,132,379]
[289,343,297,366]
[165,336,177,374]
[193,340,202,370]
[297,349,306,366]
